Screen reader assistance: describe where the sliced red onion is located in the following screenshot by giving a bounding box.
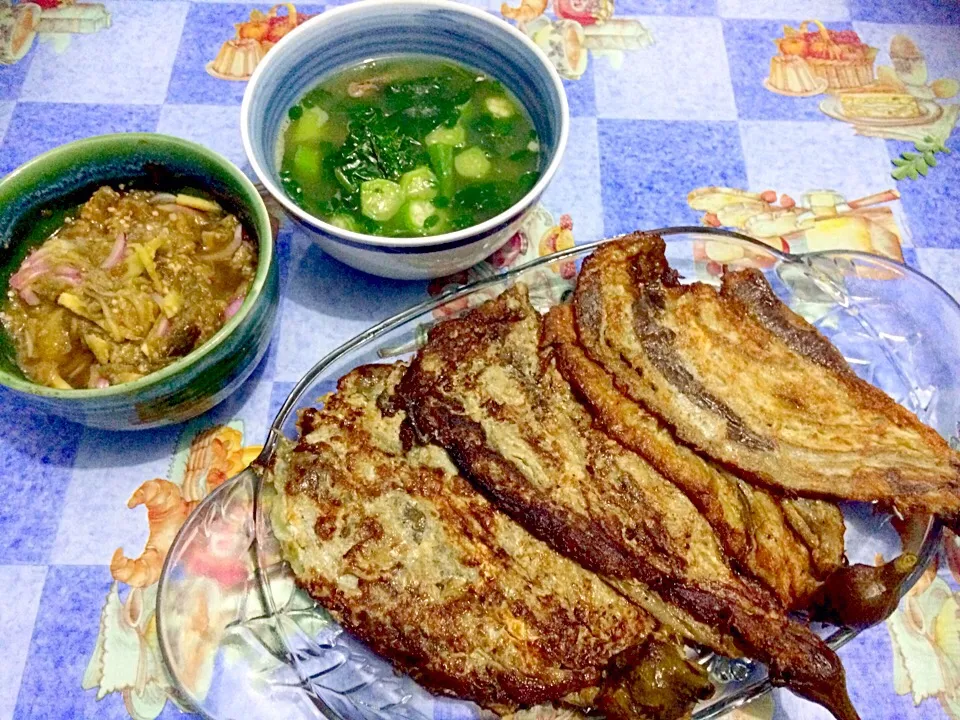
[199,225,242,262]
[50,266,82,286]
[156,315,170,338]
[101,233,127,269]
[224,294,244,320]
[9,259,50,290]
[19,246,51,271]
[20,287,40,306]
[149,192,178,205]
[53,273,81,287]
[94,377,110,389]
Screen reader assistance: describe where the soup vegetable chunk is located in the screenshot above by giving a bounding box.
[279,56,542,237]
[0,186,258,389]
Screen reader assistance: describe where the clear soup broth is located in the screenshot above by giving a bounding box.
[278,56,542,238]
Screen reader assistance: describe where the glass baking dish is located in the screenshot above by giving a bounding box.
[157,227,955,720]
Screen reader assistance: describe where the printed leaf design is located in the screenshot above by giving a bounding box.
[893,136,951,181]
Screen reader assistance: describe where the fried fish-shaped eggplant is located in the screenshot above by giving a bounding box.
[543,304,844,607]
[268,363,708,719]
[396,286,857,720]
[573,233,960,516]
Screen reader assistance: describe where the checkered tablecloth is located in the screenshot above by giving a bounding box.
[3,0,960,718]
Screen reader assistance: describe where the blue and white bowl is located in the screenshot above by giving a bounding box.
[241,0,569,281]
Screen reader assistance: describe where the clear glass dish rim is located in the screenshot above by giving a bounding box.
[265,225,960,446]
[160,225,952,720]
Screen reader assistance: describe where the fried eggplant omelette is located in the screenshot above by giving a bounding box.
[395,286,857,720]
[543,303,845,607]
[268,363,711,718]
[574,233,960,517]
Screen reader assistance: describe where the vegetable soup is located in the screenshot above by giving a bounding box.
[278,56,542,237]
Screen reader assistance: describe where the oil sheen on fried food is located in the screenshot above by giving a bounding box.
[277,55,542,238]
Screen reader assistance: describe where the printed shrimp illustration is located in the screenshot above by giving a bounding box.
[84,420,262,720]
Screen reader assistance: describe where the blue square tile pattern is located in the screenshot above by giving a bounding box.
[20,2,188,105]
[13,565,184,719]
[0,49,33,101]
[0,100,15,143]
[718,0,849,20]
[849,0,960,25]
[616,0,717,15]
[563,61,596,118]
[156,103,251,175]
[0,102,160,175]
[0,390,82,565]
[888,136,960,249]
[0,565,47,720]
[597,118,748,234]
[594,16,737,121]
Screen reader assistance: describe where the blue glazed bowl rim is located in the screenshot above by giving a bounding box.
[241,0,570,250]
[0,133,275,400]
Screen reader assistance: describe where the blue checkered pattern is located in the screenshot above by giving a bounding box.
[2,1,960,717]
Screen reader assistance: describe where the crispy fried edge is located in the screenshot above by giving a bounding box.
[542,304,837,606]
[398,286,859,720]
[573,232,960,515]
[280,363,629,709]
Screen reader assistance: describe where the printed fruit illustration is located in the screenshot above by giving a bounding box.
[777,34,805,55]
[933,78,959,99]
[207,4,313,80]
[236,3,309,44]
[538,214,576,278]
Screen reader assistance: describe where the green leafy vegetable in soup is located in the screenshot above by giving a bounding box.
[279,56,542,237]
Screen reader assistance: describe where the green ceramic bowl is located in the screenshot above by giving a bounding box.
[0,133,279,430]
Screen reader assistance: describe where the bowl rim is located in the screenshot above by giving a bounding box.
[240,0,570,250]
[0,132,275,400]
